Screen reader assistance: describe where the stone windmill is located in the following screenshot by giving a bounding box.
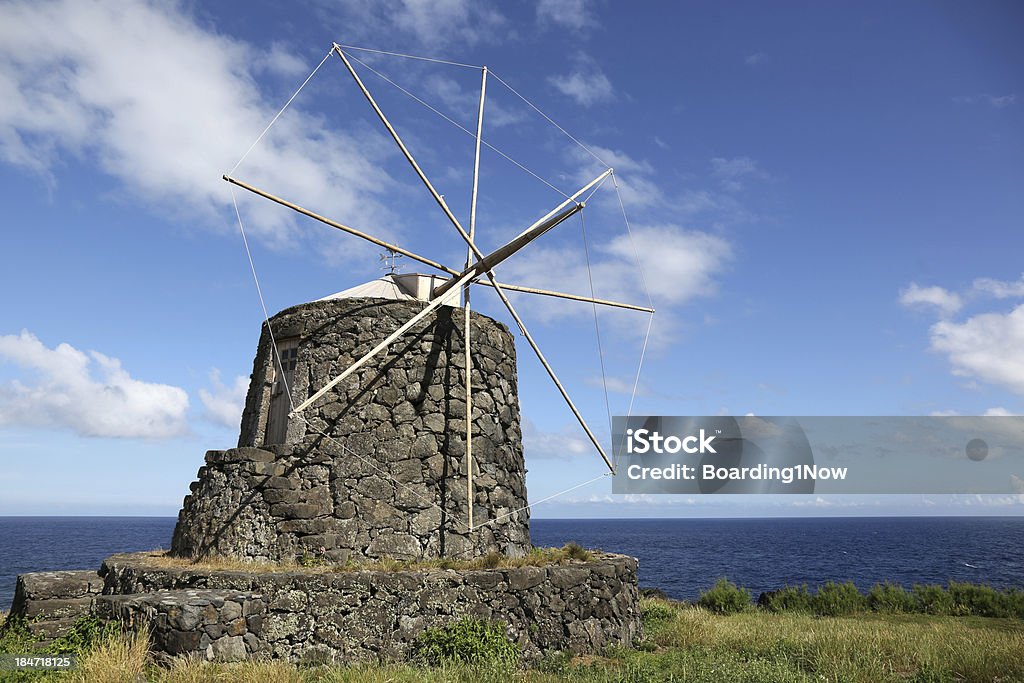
[171,44,652,563]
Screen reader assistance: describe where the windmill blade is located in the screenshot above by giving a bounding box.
[336,44,615,472]
[224,174,651,313]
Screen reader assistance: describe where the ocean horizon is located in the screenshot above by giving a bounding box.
[1,515,1022,611]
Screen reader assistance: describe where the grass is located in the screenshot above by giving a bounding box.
[2,593,1022,682]
[128,543,593,575]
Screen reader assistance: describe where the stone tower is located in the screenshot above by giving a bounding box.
[171,274,530,562]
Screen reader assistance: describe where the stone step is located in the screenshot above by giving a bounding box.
[5,570,105,641]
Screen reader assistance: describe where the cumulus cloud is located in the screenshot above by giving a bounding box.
[198,370,249,430]
[0,0,397,248]
[548,54,614,107]
[0,331,189,438]
[501,222,731,345]
[899,283,963,317]
[983,407,1018,416]
[930,304,1024,394]
[522,418,589,459]
[537,0,597,31]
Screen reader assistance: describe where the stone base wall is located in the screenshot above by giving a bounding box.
[5,570,104,640]
[98,551,641,663]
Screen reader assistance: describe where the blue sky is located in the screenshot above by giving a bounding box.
[0,0,1021,517]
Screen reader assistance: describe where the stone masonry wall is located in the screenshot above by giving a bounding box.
[6,571,104,641]
[98,551,641,663]
[171,298,529,562]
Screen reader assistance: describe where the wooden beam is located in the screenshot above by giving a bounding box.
[223,175,454,276]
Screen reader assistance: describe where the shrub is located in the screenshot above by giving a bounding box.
[913,584,955,615]
[640,599,677,625]
[49,615,120,656]
[868,582,917,614]
[413,617,519,668]
[0,615,43,655]
[758,584,814,613]
[1005,588,1024,619]
[812,581,866,616]
[947,581,1009,618]
[563,542,591,561]
[697,578,751,614]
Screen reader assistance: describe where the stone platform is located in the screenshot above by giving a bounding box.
[93,551,641,663]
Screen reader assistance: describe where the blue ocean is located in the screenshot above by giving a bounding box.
[1,516,1022,610]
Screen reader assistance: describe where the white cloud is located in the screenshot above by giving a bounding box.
[199,370,249,430]
[422,74,525,128]
[953,94,1016,108]
[983,407,1018,416]
[711,156,765,192]
[548,55,614,107]
[504,224,730,311]
[333,0,508,49]
[584,375,643,396]
[930,304,1024,394]
[973,273,1024,299]
[501,223,731,349]
[0,330,189,438]
[744,52,766,66]
[899,283,963,317]
[0,0,397,247]
[522,418,589,459]
[537,0,597,31]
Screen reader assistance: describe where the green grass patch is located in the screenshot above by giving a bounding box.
[413,617,519,669]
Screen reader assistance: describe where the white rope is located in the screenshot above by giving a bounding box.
[228,47,334,177]
[476,472,613,530]
[231,189,295,411]
[345,53,571,200]
[335,43,482,70]
[578,210,613,437]
[489,70,609,168]
[612,172,654,310]
[627,313,654,421]
[582,172,610,205]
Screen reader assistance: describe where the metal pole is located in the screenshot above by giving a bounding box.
[289,270,476,416]
[465,66,486,532]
